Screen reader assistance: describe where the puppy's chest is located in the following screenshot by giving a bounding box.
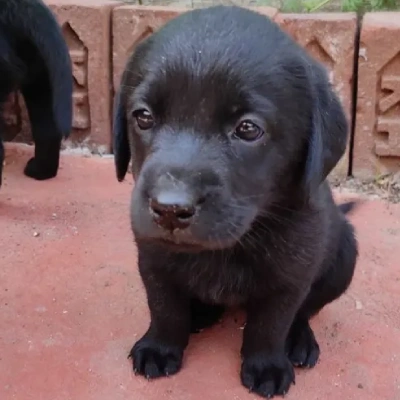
[172,254,261,306]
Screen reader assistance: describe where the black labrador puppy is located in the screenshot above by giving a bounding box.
[113,6,358,398]
[0,0,73,187]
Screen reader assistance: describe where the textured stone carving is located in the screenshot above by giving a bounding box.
[374,58,400,158]
[63,22,91,131]
[353,13,400,178]
[112,6,183,92]
[276,13,357,180]
[46,0,120,150]
[305,40,335,83]
[3,0,120,150]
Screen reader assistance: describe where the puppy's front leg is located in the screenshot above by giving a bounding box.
[241,292,304,398]
[0,137,4,187]
[130,252,191,379]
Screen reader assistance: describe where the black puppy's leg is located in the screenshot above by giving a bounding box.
[240,291,305,398]
[130,280,191,379]
[130,251,191,379]
[190,298,225,333]
[0,93,11,187]
[285,317,319,368]
[0,103,10,187]
[0,136,4,187]
[21,78,62,181]
[286,220,357,368]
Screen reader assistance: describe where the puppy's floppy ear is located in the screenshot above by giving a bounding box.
[113,84,130,182]
[303,67,348,197]
[112,39,153,182]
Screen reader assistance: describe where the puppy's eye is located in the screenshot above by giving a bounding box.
[133,109,154,130]
[233,120,264,142]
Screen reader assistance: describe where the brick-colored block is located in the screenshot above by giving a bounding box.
[248,6,279,20]
[47,0,122,151]
[6,0,121,152]
[2,93,26,142]
[353,13,400,179]
[276,13,357,180]
[113,6,184,92]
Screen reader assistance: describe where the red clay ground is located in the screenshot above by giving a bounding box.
[1,143,399,400]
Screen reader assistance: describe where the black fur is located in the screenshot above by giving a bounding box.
[338,200,359,215]
[113,6,359,398]
[0,0,73,187]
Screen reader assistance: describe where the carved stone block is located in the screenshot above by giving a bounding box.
[46,0,122,151]
[276,13,358,180]
[112,6,184,93]
[353,13,400,178]
[4,0,121,152]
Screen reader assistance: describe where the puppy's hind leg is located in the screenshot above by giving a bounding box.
[190,298,225,333]
[21,76,63,181]
[0,100,10,187]
[286,219,358,368]
[0,135,4,187]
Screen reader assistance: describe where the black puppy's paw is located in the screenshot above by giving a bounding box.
[129,336,183,379]
[286,319,320,368]
[241,353,295,398]
[24,158,58,180]
[190,298,225,333]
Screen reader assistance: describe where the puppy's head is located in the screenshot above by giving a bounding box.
[113,6,348,251]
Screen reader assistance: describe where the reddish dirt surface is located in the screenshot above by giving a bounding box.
[1,143,399,400]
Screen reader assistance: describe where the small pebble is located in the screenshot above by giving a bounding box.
[33,232,40,237]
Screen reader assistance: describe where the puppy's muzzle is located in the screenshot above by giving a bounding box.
[148,174,205,232]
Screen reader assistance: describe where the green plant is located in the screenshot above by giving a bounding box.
[342,0,399,11]
[258,0,400,11]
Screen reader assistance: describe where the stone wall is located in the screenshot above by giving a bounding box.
[3,1,400,180]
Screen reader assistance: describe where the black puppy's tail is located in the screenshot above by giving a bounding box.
[339,200,361,215]
[0,0,73,138]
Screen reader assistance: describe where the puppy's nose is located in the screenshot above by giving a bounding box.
[149,191,198,231]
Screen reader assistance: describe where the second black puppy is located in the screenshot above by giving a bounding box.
[113,6,358,398]
[0,0,73,187]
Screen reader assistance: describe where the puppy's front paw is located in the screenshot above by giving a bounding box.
[129,336,183,379]
[286,319,320,368]
[241,353,295,398]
